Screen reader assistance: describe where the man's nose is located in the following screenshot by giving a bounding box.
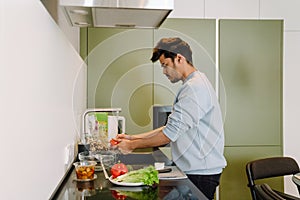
[163,68,167,74]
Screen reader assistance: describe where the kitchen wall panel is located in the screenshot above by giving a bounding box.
[169,0,205,18]
[1,1,86,199]
[205,0,260,19]
[284,32,300,163]
[260,0,300,31]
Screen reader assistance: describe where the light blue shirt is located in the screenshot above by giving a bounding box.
[163,71,227,175]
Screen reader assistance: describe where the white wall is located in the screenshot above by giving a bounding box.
[0,0,86,199]
[170,0,300,196]
[0,0,299,199]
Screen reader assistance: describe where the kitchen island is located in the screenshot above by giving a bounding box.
[50,149,208,199]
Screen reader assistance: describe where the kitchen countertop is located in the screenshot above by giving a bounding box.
[50,149,208,200]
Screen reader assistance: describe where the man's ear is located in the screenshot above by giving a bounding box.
[177,54,184,63]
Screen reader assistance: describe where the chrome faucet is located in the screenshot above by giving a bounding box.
[81,108,121,143]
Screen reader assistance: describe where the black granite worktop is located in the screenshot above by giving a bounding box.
[50,150,208,200]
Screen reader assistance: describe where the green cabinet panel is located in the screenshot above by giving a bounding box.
[85,28,154,134]
[219,20,283,146]
[220,146,283,200]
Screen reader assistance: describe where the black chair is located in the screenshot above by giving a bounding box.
[246,157,300,200]
[255,183,286,200]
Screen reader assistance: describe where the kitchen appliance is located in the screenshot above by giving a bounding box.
[153,105,172,150]
[153,105,172,129]
[58,0,173,28]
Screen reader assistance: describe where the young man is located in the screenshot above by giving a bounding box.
[115,37,227,199]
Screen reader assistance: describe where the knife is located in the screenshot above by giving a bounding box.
[158,167,172,173]
[100,156,109,179]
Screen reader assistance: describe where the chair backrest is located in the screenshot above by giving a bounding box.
[254,184,286,200]
[246,157,300,200]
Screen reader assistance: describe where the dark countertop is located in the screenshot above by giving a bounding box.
[50,150,208,200]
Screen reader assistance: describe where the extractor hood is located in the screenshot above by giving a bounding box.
[59,0,173,28]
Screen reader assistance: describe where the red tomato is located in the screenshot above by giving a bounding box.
[111,190,126,200]
[110,161,128,178]
[110,138,119,146]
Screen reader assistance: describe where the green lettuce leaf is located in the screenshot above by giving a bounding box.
[114,165,159,186]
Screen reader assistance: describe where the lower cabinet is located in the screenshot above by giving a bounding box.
[219,146,283,199]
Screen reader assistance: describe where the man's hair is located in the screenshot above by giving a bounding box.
[150,37,193,65]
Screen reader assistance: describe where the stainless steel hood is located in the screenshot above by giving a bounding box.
[59,0,173,28]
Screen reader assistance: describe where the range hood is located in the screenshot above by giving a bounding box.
[59,0,173,28]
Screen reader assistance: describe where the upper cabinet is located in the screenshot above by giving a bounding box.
[83,28,153,134]
[219,19,283,146]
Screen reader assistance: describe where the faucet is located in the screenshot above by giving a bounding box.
[81,108,121,144]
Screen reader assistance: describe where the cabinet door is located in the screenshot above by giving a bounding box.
[219,20,283,146]
[220,146,283,200]
[85,28,154,134]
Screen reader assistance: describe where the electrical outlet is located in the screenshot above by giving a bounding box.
[65,143,75,165]
[69,143,75,163]
[64,145,70,165]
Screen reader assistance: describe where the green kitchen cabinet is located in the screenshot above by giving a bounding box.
[219,20,283,199]
[83,28,154,134]
[220,146,283,199]
[219,20,283,146]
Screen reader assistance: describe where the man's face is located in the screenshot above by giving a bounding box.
[159,54,182,83]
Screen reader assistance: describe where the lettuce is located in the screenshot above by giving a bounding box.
[115,187,158,200]
[114,165,159,186]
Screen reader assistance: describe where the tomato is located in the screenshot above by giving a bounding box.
[111,190,127,200]
[110,161,128,178]
[110,138,119,146]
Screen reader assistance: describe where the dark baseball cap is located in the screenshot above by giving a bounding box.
[150,37,193,65]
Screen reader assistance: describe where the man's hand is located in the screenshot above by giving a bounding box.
[112,127,170,154]
[114,134,135,154]
[116,133,132,140]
